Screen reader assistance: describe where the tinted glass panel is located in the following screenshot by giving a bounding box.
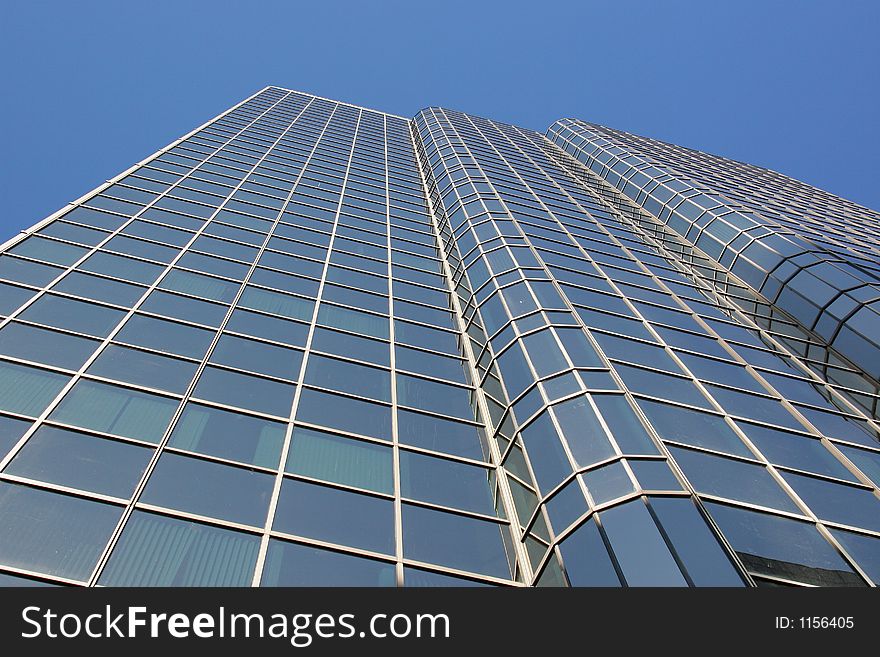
[193,366,295,417]
[274,479,394,554]
[50,380,177,443]
[88,345,198,394]
[169,403,285,469]
[262,540,395,587]
[558,519,621,586]
[296,389,391,440]
[19,295,125,337]
[0,483,121,581]
[142,453,273,526]
[116,314,215,360]
[99,511,259,586]
[6,425,152,498]
[286,427,392,494]
[0,323,99,370]
[211,334,302,380]
[400,451,493,514]
[0,361,69,417]
[402,504,511,578]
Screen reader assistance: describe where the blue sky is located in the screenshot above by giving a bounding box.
[2,1,878,242]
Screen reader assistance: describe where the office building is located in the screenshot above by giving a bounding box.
[0,87,877,587]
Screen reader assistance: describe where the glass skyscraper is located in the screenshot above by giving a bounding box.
[0,86,877,587]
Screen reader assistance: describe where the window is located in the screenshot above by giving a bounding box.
[9,236,88,267]
[88,345,198,394]
[704,502,863,586]
[295,389,391,440]
[160,269,241,303]
[193,366,295,417]
[312,327,389,366]
[396,374,472,419]
[649,497,743,586]
[169,403,286,468]
[141,290,228,327]
[781,472,880,532]
[141,453,274,527]
[211,334,303,380]
[19,294,125,337]
[0,361,69,417]
[737,421,855,481]
[6,425,152,498]
[99,511,259,586]
[286,426,392,494]
[400,450,493,514]
[552,396,616,467]
[0,414,33,460]
[0,482,122,581]
[226,309,309,347]
[239,286,313,321]
[262,540,395,587]
[519,412,571,495]
[116,314,215,360]
[0,256,62,287]
[50,379,177,443]
[398,409,485,460]
[0,322,100,370]
[637,398,751,457]
[616,364,710,409]
[598,500,687,586]
[304,355,390,402]
[402,503,511,578]
[53,271,145,307]
[274,479,395,554]
[558,519,621,586]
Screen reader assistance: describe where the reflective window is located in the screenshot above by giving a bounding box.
[193,366,295,417]
[0,414,33,460]
[0,361,69,417]
[520,412,571,495]
[88,345,198,394]
[312,327,389,366]
[544,477,588,536]
[0,282,35,316]
[402,503,511,578]
[240,286,313,321]
[398,409,485,460]
[599,500,688,586]
[274,479,394,554]
[227,309,309,347]
[737,421,856,481]
[305,355,390,402]
[53,271,145,307]
[5,425,152,498]
[0,256,63,287]
[706,385,802,430]
[396,374,472,419]
[522,330,568,377]
[637,399,751,457]
[50,379,177,443]
[616,364,710,408]
[81,251,164,284]
[395,346,466,383]
[0,482,121,581]
[262,540,395,587]
[595,333,678,371]
[141,453,273,526]
[295,389,391,440]
[400,450,493,514]
[582,461,634,504]
[558,519,621,586]
[669,446,798,513]
[553,396,616,467]
[19,294,125,337]
[169,403,286,468]
[10,236,88,266]
[781,472,880,532]
[99,511,259,586]
[705,502,863,586]
[141,290,228,327]
[211,334,302,380]
[0,322,100,370]
[116,314,215,360]
[160,269,241,303]
[404,567,493,587]
[286,427,392,494]
[649,497,743,586]
[592,394,659,454]
[317,304,387,340]
[829,529,880,585]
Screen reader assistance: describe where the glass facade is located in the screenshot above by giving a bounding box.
[0,86,877,587]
